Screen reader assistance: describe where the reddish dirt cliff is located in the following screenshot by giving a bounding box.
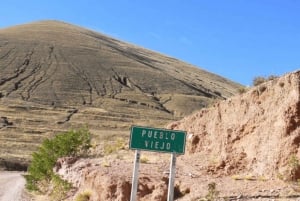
[169,70,300,178]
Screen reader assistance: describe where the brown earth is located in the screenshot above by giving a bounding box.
[0,20,242,169]
[169,70,300,179]
[54,70,300,200]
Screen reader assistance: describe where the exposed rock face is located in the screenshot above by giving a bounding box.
[168,70,300,178]
[55,157,171,201]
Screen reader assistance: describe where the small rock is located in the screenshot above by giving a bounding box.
[163,171,170,175]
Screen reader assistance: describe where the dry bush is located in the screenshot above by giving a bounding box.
[253,75,278,86]
[253,76,266,86]
[75,190,92,201]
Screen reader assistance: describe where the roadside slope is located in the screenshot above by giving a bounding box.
[168,70,300,178]
[53,70,300,200]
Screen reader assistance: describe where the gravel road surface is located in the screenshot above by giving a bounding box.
[0,171,27,201]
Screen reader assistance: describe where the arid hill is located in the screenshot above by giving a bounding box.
[0,20,240,109]
[55,70,300,201]
[0,20,242,169]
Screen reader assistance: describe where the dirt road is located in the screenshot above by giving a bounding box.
[0,171,27,201]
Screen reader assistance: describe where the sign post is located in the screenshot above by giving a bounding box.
[167,153,176,201]
[129,125,186,201]
[130,150,140,201]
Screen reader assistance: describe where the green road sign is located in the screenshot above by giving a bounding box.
[129,125,186,154]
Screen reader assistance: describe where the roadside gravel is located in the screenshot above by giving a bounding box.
[0,171,29,201]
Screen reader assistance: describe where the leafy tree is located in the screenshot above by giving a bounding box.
[25,128,91,192]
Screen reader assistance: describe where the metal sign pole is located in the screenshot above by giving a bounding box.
[130,150,140,201]
[167,153,176,201]
[129,126,186,201]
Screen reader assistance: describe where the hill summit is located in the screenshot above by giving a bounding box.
[0,20,241,113]
[0,20,242,169]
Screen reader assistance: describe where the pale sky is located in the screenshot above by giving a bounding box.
[1,0,300,85]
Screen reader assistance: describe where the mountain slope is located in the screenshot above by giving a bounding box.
[0,20,242,169]
[0,20,241,112]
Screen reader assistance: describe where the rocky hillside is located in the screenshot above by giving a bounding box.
[169,70,300,178]
[0,20,242,169]
[54,70,300,201]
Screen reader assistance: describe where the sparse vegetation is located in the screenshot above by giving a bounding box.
[288,154,300,180]
[268,75,278,81]
[231,174,267,181]
[253,75,278,86]
[206,182,219,201]
[103,137,127,155]
[277,173,284,180]
[238,87,247,94]
[140,156,149,163]
[244,174,255,180]
[75,190,92,201]
[258,175,267,181]
[253,76,266,86]
[231,175,242,180]
[24,128,91,194]
[198,182,219,201]
[50,174,73,200]
[102,160,111,167]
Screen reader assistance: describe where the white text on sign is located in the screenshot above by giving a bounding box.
[142,129,176,151]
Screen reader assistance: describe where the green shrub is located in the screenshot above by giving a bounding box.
[51,174,73,200]
[25,128,91,192]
